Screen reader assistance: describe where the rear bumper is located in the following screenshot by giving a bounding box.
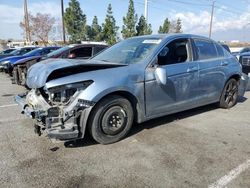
[242,65,250,74]
[239,73,249,96]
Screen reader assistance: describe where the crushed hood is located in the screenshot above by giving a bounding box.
[26,58,127,88]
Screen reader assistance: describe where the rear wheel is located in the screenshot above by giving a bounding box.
[219,78,238,109]
[88,95,134,144]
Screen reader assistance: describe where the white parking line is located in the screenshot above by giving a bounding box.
[0,104,18,108]
[208,159,250,188]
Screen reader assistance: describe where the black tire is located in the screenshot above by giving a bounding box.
[88,95,134,144]
[219,78,238,109]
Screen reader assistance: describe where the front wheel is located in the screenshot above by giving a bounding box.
[219,78,238,109]
[88,95,134,144]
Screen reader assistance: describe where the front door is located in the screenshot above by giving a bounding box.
[145,38,199,118]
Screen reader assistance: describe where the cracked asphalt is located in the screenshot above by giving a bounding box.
[0,73,249,188]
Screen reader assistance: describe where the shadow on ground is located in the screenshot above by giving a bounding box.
[63,94,249,148]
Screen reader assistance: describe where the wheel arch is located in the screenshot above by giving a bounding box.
[92,90,139,123]
[228,74,241,82]
[79,90,143,139]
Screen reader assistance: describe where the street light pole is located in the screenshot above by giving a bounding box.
[24,0,31,43]
[209,0,215,38]
[61,0,66,43]
[144,0,148,22]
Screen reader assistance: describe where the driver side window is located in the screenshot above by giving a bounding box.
[157,39,190,66]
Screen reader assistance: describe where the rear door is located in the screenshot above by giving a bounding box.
[192,38,226,103]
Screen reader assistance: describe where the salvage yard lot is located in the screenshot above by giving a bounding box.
[0,73,249,188]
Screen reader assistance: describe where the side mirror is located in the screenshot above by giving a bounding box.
[68,53,76,59]
[155,67,167,85]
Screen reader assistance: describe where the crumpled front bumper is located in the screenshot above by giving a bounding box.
[15,93,35,118]
[14,92,94,141]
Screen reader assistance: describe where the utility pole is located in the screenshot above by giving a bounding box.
[61,0,66,43]
[24,0,31,43]
[144,0,148,22]
[209,0,215,38]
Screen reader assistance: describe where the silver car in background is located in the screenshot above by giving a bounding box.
[15,34,248,144]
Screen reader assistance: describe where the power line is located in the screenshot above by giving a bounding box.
[167,0,210,7]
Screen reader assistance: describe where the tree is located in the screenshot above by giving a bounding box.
[20,13,55,45]
[102,4,119,45]
[91,16,102,41]
[169,18,182,33]
[175,18,182,33]
[85,25,92,40]
[158,18,170,33]
[136,15,152,36]
[20,13,32,41]
[64,0,86,42]
[122,0,137,39]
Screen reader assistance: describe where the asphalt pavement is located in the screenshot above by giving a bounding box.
[0,73,249,188]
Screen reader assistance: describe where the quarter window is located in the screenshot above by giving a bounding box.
[215,43,225,57]
[193,39,217,60]
[93,46,107,55]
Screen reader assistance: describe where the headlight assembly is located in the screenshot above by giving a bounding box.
[1,60,10,65]
[44,80,93,105]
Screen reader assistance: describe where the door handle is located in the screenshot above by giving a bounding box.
[221,61,228,66]
[187,66,198,73]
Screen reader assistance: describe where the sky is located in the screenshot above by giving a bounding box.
[0,0,250,42]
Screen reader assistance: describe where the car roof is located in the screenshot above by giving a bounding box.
[68,43,108,48]
[129,33,213,41]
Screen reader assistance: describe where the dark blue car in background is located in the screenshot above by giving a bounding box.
[0,48,16,55]
[0,46,60,74]
[0,47,37,61]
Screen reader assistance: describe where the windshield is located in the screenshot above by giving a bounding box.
[45,46,70,58]
[240,47,250,53]
[24,48,42,56]
[0,49,14,54]
[92,37,161,64]
[9,49,21,55]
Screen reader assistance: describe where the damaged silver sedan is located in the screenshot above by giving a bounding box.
[15,34,248,144]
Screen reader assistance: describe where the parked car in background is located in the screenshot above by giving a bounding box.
[41,43,108,60]
[0,47,37,61]
[238,52,250,74]
[232,47,250,59]
[0,48,16,55]
[15,34,247,144]
[0,46,60,75]
[12,43,108,86]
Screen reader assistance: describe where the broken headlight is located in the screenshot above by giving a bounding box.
[45,80,93,105]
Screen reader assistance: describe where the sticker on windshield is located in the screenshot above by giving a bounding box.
[142,39,161,44]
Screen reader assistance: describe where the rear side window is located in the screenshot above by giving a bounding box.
[70,47,92,58]
[193,39,217,60]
